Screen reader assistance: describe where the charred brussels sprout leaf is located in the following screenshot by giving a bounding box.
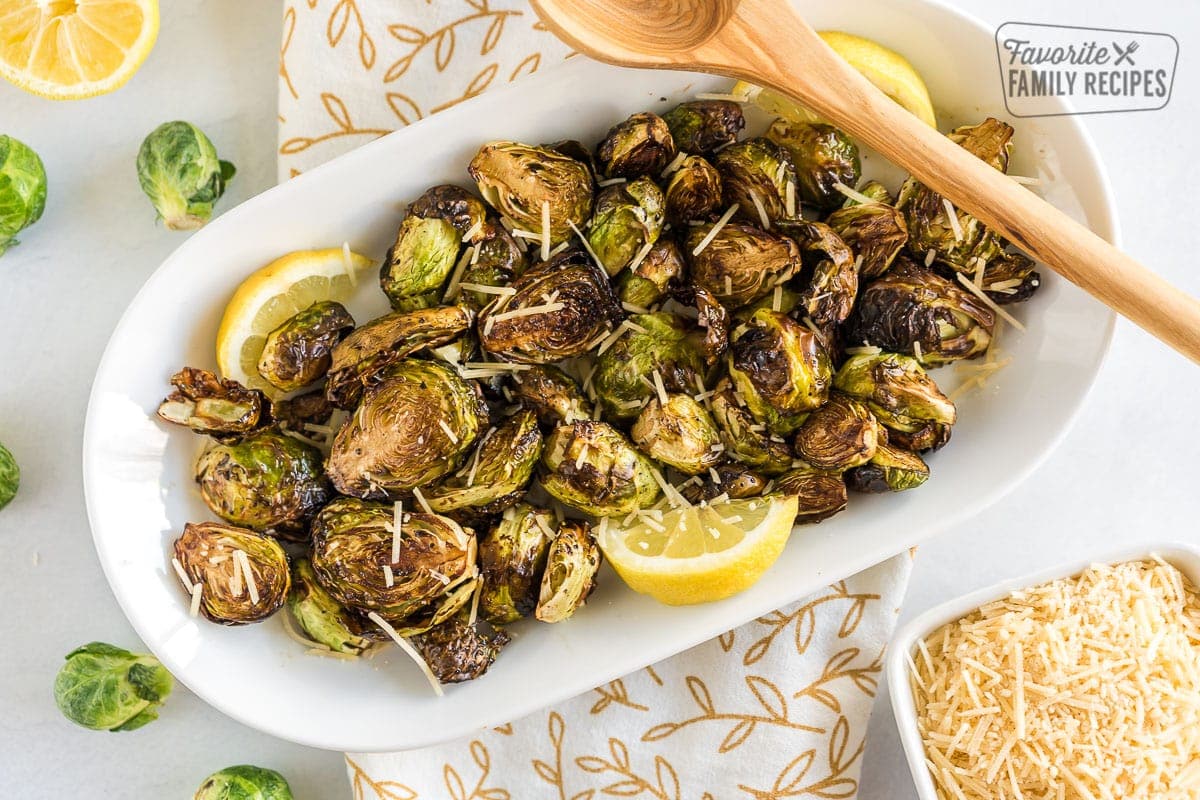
[540,421,661,516]
[776,466,848,524]
[664,155,723,225]
[194,765,295,800]
[686,221,800,309]
[479,503,555,624]
[414,612,510,683]
[454,220,528,310]
[136,121,235,230]
[407,184,488,237]
[536,521,601,622]
[713,138,796,225]
[663,100,745,155]
[269,390,334,432]
[510,365,593,427]
[728,309,832,434]
[426,409,543,515]
[256,301,354,393]
[792,393,880,470]
[616,239,685,309]
[631,394,722,475]
[765,119,859,211]
[380,214,462,311]
[593,312,706,420]
[846,440,930,493]
[468,142,593,245]
[794,221,858,327]
[586,177,665,276]
[825,201,908,279]
[0,134,47,256]
[0,442,17,510]
[327,360,487,497]
[710,380,795,476]
[889,420,952,453]
[833,352,956,431]
[681,463,767,504]
[157,367,265,436]
[595,112,676,178]
[54,642,173,732]
[287,559,375,655]
[173,522,291,625]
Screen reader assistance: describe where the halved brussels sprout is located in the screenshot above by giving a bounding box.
[173,522,291,625]
[414,611,510,683]
[846,440,930,492]
[54,642,173,732]
[593,312,706,420]
[979,249,1040,306]
[845,179,894,206]
[478,249,622,364]
[775,465,848,524]
[713,137,796,225]
[586,177,665,276]
[631,394,722,475]
[765,119,859,211]
[664,155,722,225]
[407,184,489,238]
[195,429,330,537]
[736,284,803,320]
[426,409,543,515]
[269,389,334,432]
[540,421,661,516]
[596,112,676,178]
[287,558,376,656]
[689,284,731,365]
[157,367,265,436]
[792,393,880,470]
[794,221,858,326]
[455,219,528,310]
[327,360,488,497]
[663,100,745,155]
[256,301,354,393]
[194,766,294,800]
[468,141,594,245]
[727,309,832,434]
[479,503,555,624]
[681,463,767,504]
[825,202,908,279]
[833,352,956,430]
[536,521,601,623]
[888,420,952,453]
[510,365,593,427]
[380,214,462,311]
[686,221,801,309]
[615,238,685,309]
[710,380,794,476]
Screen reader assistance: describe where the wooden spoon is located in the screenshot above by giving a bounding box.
[530,0,1200,363]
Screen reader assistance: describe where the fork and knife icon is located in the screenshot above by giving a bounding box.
[1113,40,1139,66]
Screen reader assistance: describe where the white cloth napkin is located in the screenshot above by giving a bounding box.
[277,3,915,796]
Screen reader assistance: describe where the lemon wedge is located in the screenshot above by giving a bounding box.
[0,0,159,100]
[216,248,374,398]
[596,494,799,606]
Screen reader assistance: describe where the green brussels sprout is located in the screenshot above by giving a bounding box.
[414,611,510,683]
[586,177,665,276]
[536,521,601,623]
[662,100,745,155]
[825,201,909,279]
[157,367,265,436]
[713,137,796,225]
[792,393,881,470]
[194,765,294,800]
[0,134,47,256]
[664,155,722,225]
[596,112,676,178]
[510,365,593,426]
[727,309,832,435]
[775,465,848,524]
[710,380,794,476]
[631,394,722,475]
[478,249,622,364]
[256,301,355,393]
[426,409,544,515]
[287,559,375,656]
[844,179,894,206]
[454,219,528,310]
[195,429,330,537]
[888,420,952,453]
[53,642,173,732]
[794,221,859,326]
[833,352,957,432]
[593,312,706,420]
[846,440,930,492]
[173,522,291,625]
[765,119,859,211]
[615,239,685,309]
[540,421,661,516]
[0,441,17,510]
[850,259,994,366]
[479,503,556,624]
[686,221,801,309]
[407,184,489,238]
[325,304,473,408]
[136,121,235,230]
[468,141,594,245]
[681,463,767,504]
[380,214,462,311]
[327,359,488,497]
[736,284,803,320]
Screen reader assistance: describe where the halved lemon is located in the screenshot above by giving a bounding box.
[215,248,374,398]
[0,0,160,100]
[596,494,799,606]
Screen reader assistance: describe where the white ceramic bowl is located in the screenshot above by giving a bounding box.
[83,0,1117,751]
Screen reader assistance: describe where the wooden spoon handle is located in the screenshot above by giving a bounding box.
[717,1,1200,364]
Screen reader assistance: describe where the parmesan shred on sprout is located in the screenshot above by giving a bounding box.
[748,189,771,229]
[444,245,476,300]
[411,486,433,515]
[596,176,628,187]
[540,200,551,261]
[909,559,1200,800]
[692,203,739,256]
[955,272,1027,332]
[832,181,877,206]
[366,611,444,697]
[568,219,607,273]
[661,151,687,177]
[391,501,403,563]
[941,198,964,242]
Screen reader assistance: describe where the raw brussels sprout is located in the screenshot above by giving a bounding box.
[765,119,859,211]
[792,393,880,470]
[593,312,706,420]
[478,249,622,364]
[713,137,796,225]
[681,463,767,504]
[455,219,528,310]
[825,201,908,279]
[615,239,685,309]
[510,365,593,426]
[479,503,555,624]
[468,141,593,245]
[0,441,17,510]
[710,380,794,476]
[157,367,265,436]
[727,309,832,434]
[194,765,294,800]
[136,121,235,230]
[595,112,676,178]
[536,521,601,623]
[0,134,46,256]
[426,409,544,515]
[686,221,801,309]
[287,559,375,656]
[327,360,488,497]
[794,221,858,326]
[540,421,661,516]
[380,214,462,311]
[846,440,930,492]
[407,184,489,238]
[53,642,173,732]
[775,465,848,524]
[664,155,722,225]
[256,301,354,393]
[662,100,745,155]
[631,394,722,475]
[173,522,291,625]
[833,352,957,431]
[586,177,665,276]
[414,612,510,683]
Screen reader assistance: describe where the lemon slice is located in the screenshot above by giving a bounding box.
[732,30,936,128]
[0,0,159,100]
[596,494,799,606]
[216,248,374,398]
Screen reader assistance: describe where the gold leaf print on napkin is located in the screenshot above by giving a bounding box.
[383,1,524,82]
[737,716,864,800]
[590,679,649,715]
[280,92,391,155]
[576,738,682,800]
[326,0,377,69]
[347,756,419,800]
[443,741,510,800]
[281,5,300,99]
[745,584,881,665]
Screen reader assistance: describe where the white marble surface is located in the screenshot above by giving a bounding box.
[0,1,1195,797]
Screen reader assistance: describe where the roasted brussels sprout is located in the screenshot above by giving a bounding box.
[792,393,880,470]
[681,463,767,504]
[978,249,1040,306]
[765,119,859,211]
[0,441,17,510]
[888,420,952,453]
[479,503,555,624]
[710,381,794,476]
[616,239,686,310]
[287,559,375,656]
[136,121,235,230]
[846,440,930,492]
[414,612,510,683]
[664,155,723,225]
[825,201,908,279]
[157,367,265,436]
[596,112,676,178]
[268,390,334,432]
[426,409,543,515]
[775,466,848,524]
[478,249,622,364]
[850,259,994,365]
[0,134,46,256]
[727,309,832,434]
[540,421,660,516]
[586,177,665,276]
[407,184,489,238]
[173,522,291,625]
[631,394,722,475]
[663,100,745,155]
[380,214,462,311]
[713,138,796,225]
[256,301,354,393]
[455,219,528,310]
[468,142,593,245]
[687,284,731,365]
[686,221,801,309]
[511,365,593,426]
[327,360,488,497]
[536,521,601,623]
[833,353,957,433]
[737,283,803,320]
[593,312,706,420]
[846,179,894,206]
[54,642,173,732]
[194,765,294,800]
[195,429,329,537]
[794,221,858,326]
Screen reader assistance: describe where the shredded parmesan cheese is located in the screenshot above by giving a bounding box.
[341,241,358,287]
[925,248,937,267]
[568,219,607,272]
[627,240,655,274]
[444,245,476,300]
[438,419,459,444]
[622,301,651,315]
[785,180,796,218]
[772,284,783,313]
[833,181,877,206]
[956,272,1027,332]
[488,301,565,323]
[382,564,395,588]
[463,218,483,242]
[942,198,964,242]
[456,282,516,297]
[171,557,192,591]
[661,151,687,177]
[652,370,669,405]
[235,550,259,604]
[748,189,771,229]
[366,611,444,697]
[189,583,203,618]
[692,204,739,256]
[540,200,551,261]
[411,486,433,515]
[391,501,403,563]
[597,176,628,187]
